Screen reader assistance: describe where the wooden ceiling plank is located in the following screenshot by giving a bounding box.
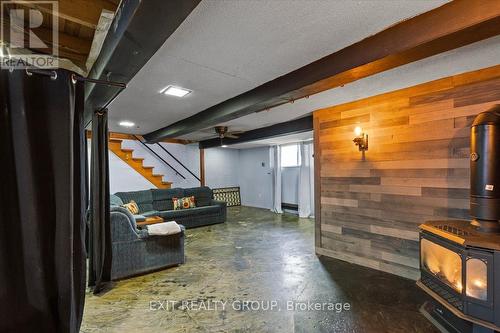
[19,0,117,29]
[1,17,91,68]
[86,131,195,145]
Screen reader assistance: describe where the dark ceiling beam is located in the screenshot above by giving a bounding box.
[84,0,201,125]
[199,116,312,149]
[144,0,500,143]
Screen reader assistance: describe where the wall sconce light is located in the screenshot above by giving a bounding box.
[353,126,368,151]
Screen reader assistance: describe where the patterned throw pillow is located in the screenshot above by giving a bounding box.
[172,196,196,210]
[122,200,139,214]
[172,198,180,210]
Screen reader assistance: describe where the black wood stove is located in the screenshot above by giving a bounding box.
[418,105,500,333]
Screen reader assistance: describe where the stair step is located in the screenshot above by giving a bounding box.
[108,141,172,189]
[108,141,122,148]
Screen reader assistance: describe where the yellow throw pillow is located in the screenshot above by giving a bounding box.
[122,200,139,214]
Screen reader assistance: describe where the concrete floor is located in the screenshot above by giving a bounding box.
[81,206,437,333]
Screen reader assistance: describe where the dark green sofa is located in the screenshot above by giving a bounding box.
[114,186,227,229]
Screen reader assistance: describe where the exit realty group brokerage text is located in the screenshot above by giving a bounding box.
[149,299,351,313]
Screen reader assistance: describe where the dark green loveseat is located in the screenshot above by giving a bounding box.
[114,186,227,229]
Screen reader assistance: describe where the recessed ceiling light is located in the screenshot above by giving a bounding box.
[160,85,192,97]
[119,121,135,127]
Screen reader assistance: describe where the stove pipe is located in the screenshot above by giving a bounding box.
[470,105,500,232]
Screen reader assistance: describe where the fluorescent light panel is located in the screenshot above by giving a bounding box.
[161,85,192,97]
[119,120,135,127]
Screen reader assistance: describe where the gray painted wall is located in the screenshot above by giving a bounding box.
[108,148,155,193]
[205,148,240,188]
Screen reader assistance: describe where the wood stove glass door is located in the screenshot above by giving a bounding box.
[421,238,463,293]
[465,250,493,307]
[466,258,487,300]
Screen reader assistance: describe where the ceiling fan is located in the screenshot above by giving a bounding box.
[214,126,244,139]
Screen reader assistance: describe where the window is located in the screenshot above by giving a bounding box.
[281,144,301,167]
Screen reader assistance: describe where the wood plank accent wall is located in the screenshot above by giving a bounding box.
[313,64,500,280]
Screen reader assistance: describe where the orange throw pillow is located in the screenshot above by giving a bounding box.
[122,200,139,214]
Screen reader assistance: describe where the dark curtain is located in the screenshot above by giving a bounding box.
[0,69,86,332]
[88,109,112,292]
[84,130,90,256]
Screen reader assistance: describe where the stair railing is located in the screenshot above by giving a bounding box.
[155,143,201,182]
[133,135,186,179]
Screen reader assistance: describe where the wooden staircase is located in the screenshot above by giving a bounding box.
[108,138,172,189]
